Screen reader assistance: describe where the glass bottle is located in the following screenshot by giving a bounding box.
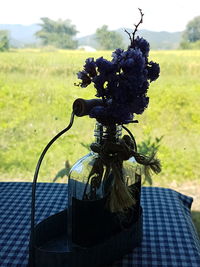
[67,122,141,249]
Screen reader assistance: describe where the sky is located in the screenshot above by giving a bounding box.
[1,0,200,37]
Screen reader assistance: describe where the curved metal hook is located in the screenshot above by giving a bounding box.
[30,112,75,259]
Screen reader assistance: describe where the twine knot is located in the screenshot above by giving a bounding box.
[88,135,161,213]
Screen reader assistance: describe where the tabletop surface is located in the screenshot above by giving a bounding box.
[0,182,200,267]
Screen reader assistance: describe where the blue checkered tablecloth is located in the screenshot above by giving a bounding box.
[0,182,200,266]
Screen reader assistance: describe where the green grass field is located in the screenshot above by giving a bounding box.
[0,49,200,235]
[0,49,200,184]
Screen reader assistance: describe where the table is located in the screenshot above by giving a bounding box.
[0,182,200,266]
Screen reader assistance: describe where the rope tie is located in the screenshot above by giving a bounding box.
[89,135,161,213]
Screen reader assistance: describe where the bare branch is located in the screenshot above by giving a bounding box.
[132,8,144,41]
[124,8,144,48]
[124,29,132,43]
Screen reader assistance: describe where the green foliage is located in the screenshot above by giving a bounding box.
[137,136,163,185]
[179,41,190,49]
[95,25,125,50]
[0,30,9,51]
[137,136,163,157]
[181,16,200,44]
[180,40,200,50]
[36,17,78,49]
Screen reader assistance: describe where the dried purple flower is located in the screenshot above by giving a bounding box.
[75,10,160,125]
[77,71,91,88]
[134,36,150,57]
[147,61,160,82]
[84,58,97,77]
[96,57,117,74]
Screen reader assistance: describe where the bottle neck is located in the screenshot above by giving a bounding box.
[94,123,122,144]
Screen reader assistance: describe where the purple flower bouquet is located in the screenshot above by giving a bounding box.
[76,9,160,125]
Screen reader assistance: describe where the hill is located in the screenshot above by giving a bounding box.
[0,24,182,49]
[79,29,183,50]
[0,24,40,47]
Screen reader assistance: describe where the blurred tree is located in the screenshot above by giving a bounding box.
[36,18,78,49]
[180,16,200,49]
[95,25,124,50]
[183,16,200,42]
[0,30,9,51]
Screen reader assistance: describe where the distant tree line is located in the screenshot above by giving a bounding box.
[1,15,200,51]
[35,18,124,50]
[0,17,125,51]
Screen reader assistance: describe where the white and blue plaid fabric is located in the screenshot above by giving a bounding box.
[0,182,200,266]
